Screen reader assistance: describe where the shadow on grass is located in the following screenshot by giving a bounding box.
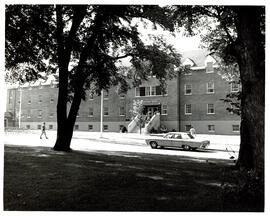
[4,144,262,211]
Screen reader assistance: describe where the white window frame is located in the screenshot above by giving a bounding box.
[104,91,109,100]
[162,104,168,115]
[27,110,31,118]
[208,125,215,132]
[104,106,109,116]
[119,106,125,116]
[232,124,240,132]
[206,82,215,94]
[207,104,215,114]
[103,125,109,131]
[50,98,54,103]
[185,104,192,115]
[135,86,167,97]
[231,83,240,92]
[88,107,94,117]
[184,84,192,95]
[38,110,42,118]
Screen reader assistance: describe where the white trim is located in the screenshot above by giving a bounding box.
[185,104,192,115]
[206,82,215,94]
[161,104,168,115]
[208,125,215,132]
[207,104,215,114]
[184,84,192,95]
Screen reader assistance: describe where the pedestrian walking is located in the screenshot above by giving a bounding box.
[40,122,48,139]
[189,126,196,137]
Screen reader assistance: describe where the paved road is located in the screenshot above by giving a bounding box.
[4,131,239,161]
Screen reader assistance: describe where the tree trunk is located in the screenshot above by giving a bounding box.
[234,7,264,178]
[53,6,86,151]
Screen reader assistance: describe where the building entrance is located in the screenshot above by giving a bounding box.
[143,105,161,118]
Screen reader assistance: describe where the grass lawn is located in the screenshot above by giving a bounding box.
[4,144,263,211]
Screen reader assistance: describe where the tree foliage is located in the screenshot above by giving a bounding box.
[5,5,182,151]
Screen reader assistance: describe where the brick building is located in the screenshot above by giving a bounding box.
[5,50,240,134]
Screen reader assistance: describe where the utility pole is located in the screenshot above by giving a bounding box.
[100,89,103,138]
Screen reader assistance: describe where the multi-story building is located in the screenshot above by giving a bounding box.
[5,50,241,135]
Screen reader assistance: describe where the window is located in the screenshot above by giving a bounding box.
[207,82,215,94]
[151,86,156,96]
[185,84,192,95]
[50,98,54,103]
[208,125,215,132]
[103,125,108,131]
[119,106,125,116]
[38,95,42,103]
[49,125,53,130]
[38,110,42,118]
[206,62,214,73]
[37,125,41,130]
[232,124,240,132]
[231,83,240,92]
[162,104,168,115]
[185,125,192,131]
[26,125,30,129]
[104,107,109,116]
[77,112,80,117]
[28,99,31,104]
[119,94,125,99]
[145,87,151,96]
[104,91,109,99]
[27,110,31,118]
[49,113,54,118]
[185,104,192,115]
[207,104,215,114]
[88,125,93,130]
[74,125,79,130]
[88,107,94,117]
[135,86,166,97]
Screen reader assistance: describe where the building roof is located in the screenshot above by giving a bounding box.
[181,49,217,67]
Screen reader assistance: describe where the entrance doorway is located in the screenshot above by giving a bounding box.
[143,105,161,119]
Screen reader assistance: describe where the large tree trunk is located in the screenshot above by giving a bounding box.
[53,6,86,151]
[234,6,264,178]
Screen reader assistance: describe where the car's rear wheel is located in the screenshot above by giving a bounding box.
[150,141,158,149]
[182,145,191,151]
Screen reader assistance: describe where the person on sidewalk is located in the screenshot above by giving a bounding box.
[189,126,196,137]
[40,122,48,139]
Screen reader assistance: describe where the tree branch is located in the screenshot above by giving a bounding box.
[215,7,235,44]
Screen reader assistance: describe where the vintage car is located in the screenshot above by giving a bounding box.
[145,132,210,151]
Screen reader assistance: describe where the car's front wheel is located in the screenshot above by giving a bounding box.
[150,141,158,149]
